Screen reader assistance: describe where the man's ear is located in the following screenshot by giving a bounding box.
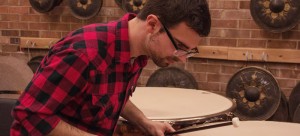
[145,14,161,34]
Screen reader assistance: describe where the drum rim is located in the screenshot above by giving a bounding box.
[120,87,236,125]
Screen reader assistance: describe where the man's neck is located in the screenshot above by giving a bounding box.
[128,17,147,58]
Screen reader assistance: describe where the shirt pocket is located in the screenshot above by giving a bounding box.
[88,69,127,106]
[89,91,126,120]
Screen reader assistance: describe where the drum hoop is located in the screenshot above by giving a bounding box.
[119,94,236,125]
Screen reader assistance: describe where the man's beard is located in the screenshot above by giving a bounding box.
[146,33,180,67]
[149,49,181,68]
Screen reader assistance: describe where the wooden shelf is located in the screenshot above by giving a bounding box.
[20,37,60,49]
[195,46,300,64]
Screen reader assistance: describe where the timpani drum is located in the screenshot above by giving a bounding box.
[114,87,236,135]
[183,121,300,136]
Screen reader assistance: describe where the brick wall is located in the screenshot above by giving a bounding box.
[0,0,300,98]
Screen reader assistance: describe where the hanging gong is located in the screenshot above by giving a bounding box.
[115,0,122,8]
[146,67,198,89]
[293,105,300,123]
[289,82,300,122]
[250,0,300,33]
[226,66,281,120]
[267,91,290,122]
[69,0,103,20]
[122,0,147,14]
[29,0,58,13]
[0,56,33,91]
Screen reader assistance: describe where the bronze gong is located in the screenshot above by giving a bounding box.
[115,0,122,8]
[289,82,300,123]
[146,67,198,89]
[69,0,103,20]
[226,66,281,120]
[122,0,147,14]
[250,0,300,33]
[29,0,62,13]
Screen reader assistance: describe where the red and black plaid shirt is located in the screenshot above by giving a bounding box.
[11,14,148,136]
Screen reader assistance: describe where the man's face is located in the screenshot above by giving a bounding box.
[146,21,201,67]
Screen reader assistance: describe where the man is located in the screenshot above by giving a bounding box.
[11,0,211,135]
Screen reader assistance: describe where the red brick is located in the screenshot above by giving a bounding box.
[0,0,8,5]
[20,14,40,22]
[61,32,69,37]
[10,37,20,44]
[85,16,108,24]
[50,23,70,31]
[140,69,154,77]
[212,20,238,28]
[144,60,158,70]
[20,0,30,6]
[40,15,61,22]
[239,20,260,29]
[137,76,149,87]
[20,30,39,37]
[40,31,62,39]
[8,22,29,29]
[267,40,297,49]
[1,44,18,52]
[221,65,240,74]
[194,63,221,73]
[223,29,251,38]
[8,6,29,14]
[277,78,296,89]
[0,22,9,29]
[70,24,84,31]
[268,63,297,69]
[251,30,281,39]
[221,10,251,20]
[49,6,71,16]
[267,68,280,77]
[61,15,81,23]
[198,82,220,92]
[0,14,19,21]
[238,39,267,48]
[0,6,8,13]
[210,9,222,19]
[2,30,19,36]
[8,0,19,6]
[209,1,239,9]
[103,0,118,7]
[0,37,10,44]
[278,69,300,79]
[240,1,250,9]
[193,72,207,82]
[282,31,300,40]
[29,23,49,30]
[207,73,231,83]
[210,38,237,47]
[107,17,121,22]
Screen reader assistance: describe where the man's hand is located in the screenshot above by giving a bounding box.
[139,119,175,136]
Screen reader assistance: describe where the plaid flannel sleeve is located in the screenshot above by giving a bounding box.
[11,49,90,136]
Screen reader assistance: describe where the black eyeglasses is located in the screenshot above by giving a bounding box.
[159,19,199,58]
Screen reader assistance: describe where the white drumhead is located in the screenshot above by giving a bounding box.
[184,121,300,136]
[130,87,234,121]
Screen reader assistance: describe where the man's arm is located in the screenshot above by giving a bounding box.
[11,50,90,136]
[120,99,175,136]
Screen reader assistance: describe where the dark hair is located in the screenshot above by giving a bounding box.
[137,0,211,36]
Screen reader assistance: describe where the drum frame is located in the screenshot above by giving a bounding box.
[117,88,236,133]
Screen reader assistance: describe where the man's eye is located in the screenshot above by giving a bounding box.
[177,42,188,50]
